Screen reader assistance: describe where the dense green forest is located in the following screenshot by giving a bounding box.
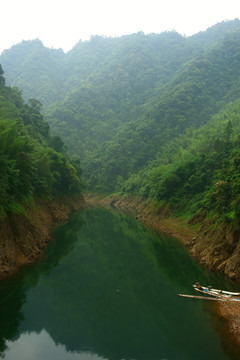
[2,19,240,223]
[0,66,83,215]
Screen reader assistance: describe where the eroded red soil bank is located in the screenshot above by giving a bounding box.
[0,195,86,279]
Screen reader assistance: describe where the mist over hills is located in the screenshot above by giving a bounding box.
[2,19,240,220]
[1,19,240,107]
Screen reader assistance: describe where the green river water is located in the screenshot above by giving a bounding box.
[0,207,240,360]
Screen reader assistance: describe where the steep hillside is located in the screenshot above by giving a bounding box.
[123,99,240,218]
[46,31,200,158]
[0,66,84,215]
[84,28,240,191]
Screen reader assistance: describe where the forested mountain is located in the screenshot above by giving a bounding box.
[1,31,201,157]
[2,19,240,222]
[85,28,240,192]
[0,66,83,214]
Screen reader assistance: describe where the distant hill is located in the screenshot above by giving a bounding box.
[1,19,240,106]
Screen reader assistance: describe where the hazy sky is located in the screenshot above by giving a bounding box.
[1,0,240,53]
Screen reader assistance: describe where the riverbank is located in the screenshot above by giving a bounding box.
[0,194,86,279]
[84,193,240,346]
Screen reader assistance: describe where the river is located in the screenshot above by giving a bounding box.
[0,206,239,360]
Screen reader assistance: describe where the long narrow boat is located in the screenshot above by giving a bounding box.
[178,293,240,301]
[178,294,223,301]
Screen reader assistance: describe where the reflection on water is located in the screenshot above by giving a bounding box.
[0,207,239,360]
[5,330,105,360]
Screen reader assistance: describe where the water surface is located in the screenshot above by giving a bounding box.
[0,207,239,360]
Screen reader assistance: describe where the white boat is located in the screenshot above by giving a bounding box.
[193,283,240,298]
